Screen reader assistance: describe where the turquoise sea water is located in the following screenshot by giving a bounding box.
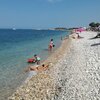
[0,29,69,99]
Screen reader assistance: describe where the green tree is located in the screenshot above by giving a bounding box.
[89,22,96,27]
[95,23,100,27]
[89,22,100,31]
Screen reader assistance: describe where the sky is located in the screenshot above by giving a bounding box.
[0,0,100,29]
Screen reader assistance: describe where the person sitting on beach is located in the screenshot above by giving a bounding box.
[71,32,82,39]
[49,39,55,51]
[25,62,50,72]
[76,33,81,39]
[34,54,41,65]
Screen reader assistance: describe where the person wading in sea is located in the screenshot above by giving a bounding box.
[49,39,55,51]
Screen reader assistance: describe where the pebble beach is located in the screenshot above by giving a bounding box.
[9,31,100,100]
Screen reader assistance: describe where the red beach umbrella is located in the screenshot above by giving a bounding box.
[76,28,85,33]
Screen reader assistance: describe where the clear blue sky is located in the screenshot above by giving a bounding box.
[0,0,100,29]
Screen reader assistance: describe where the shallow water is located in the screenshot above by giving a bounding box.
[0,29,69,99]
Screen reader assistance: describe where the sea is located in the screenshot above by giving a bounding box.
[0,29,70,99]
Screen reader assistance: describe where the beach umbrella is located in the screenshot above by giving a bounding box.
[76,28,85,33]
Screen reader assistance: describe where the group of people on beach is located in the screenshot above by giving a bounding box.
[26,30,83,74]
[26,38,55,73]
[71,29,82,39]
[25,62,50,72]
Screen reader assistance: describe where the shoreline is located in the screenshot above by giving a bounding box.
[9,34,72,99]
[48,31,100,100]
[9,31,100,100]
[0,29,69,100]
[24,35,71,80]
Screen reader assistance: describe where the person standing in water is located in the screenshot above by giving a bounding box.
[49,39,54,51]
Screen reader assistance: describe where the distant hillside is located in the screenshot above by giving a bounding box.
[54,27,68,31]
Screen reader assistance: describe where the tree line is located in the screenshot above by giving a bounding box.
[89,22,100,31]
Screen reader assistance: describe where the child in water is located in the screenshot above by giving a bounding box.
[34,54,41,65]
